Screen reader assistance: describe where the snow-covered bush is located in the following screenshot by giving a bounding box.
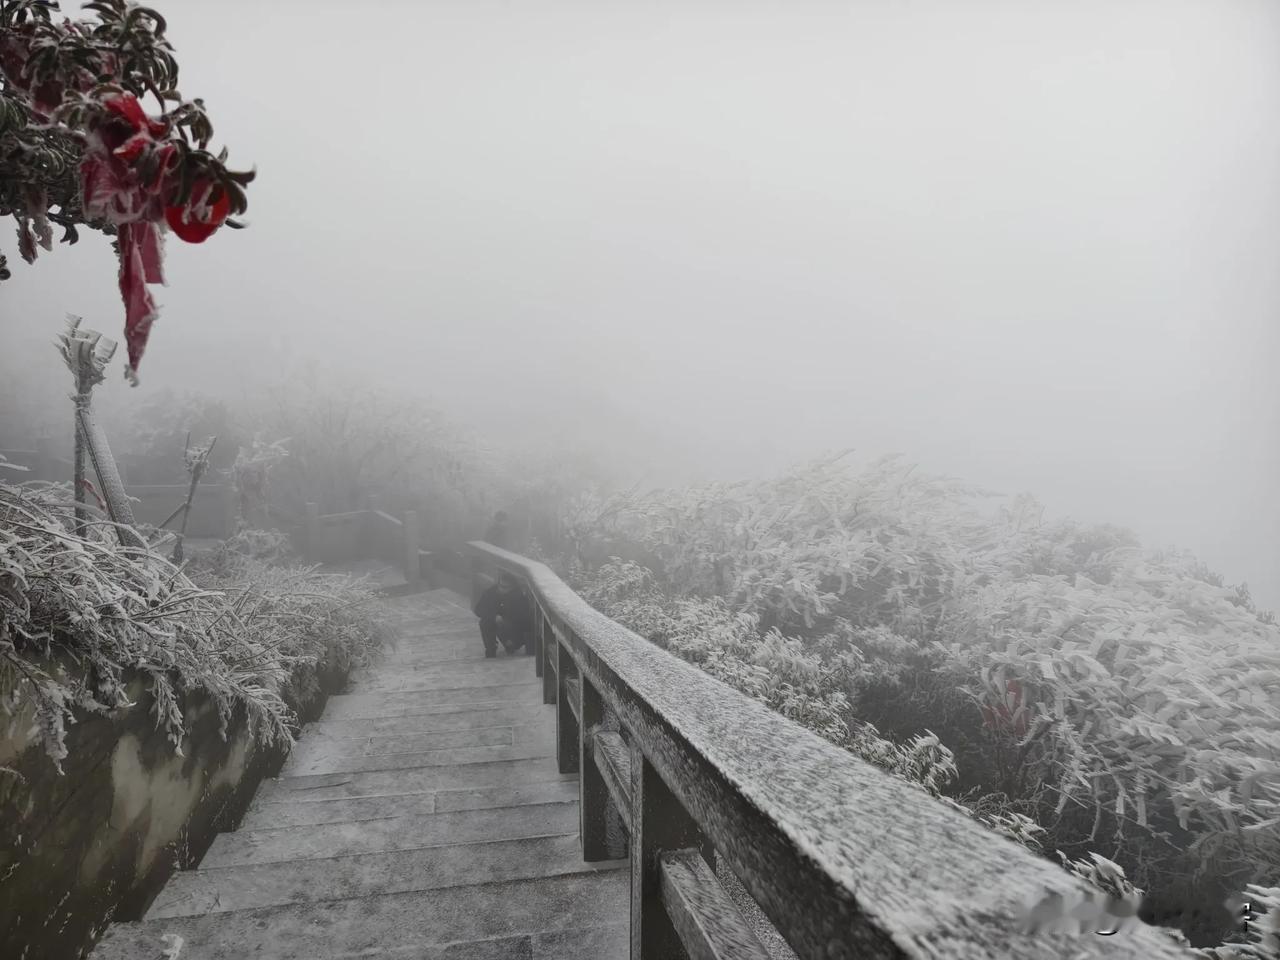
[571,558,970,809]
[105,388,243,482]
[942,545,1280,889]
[573,558,855,744]
[0,482,388,771]
[94,377,519,544]
[559,454,1279,948]
[230,435,289,529]
[243,375,511,546]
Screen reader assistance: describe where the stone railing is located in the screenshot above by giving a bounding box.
[465,541,1191,960]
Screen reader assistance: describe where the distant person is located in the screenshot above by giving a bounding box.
[473,571,532,658]
[484,510,510,548]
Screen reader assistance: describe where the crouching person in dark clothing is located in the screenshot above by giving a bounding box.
[473,572,532,658]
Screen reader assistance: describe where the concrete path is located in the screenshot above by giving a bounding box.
[92,588,629,959]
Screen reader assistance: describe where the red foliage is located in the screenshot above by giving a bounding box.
[980,678,1030,738]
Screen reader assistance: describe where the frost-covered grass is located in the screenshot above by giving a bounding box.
[0,484,389,772]
[557,455,1280,953]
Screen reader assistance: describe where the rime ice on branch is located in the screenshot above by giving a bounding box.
[0,0,254,381]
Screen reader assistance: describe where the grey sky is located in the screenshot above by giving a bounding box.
[3,0,1278,607]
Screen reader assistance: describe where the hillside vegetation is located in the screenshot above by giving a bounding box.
[553,455,1280,954]
[0,481,389,771]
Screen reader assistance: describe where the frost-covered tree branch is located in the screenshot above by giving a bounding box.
[0,0,255,379]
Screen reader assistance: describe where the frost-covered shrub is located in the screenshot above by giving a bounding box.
[185,546,389,707]
[1061,851,1145,904]
[978,808,1049,853]
[570,557,967,792]
[231,436,289,529]
[244,375,514,548]
[560,454,1279,949]
[0,483,388,771]
[941,547,1280,888]
[572,454,991,638]
[103,389,242,481]
[105,377,524,547]
[209,526,295,568]
[573,559,854,744]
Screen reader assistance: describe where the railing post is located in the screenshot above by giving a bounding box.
[304,502,320,562]
[580,678,626,862]
[542,616,557,705]
[630,743,699,960]
[555,638,580,775]
[533,610,545,679]
[402,510,421,583]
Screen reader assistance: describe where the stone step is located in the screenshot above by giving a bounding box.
[149,834,621,919]
[353,659,536,694]
[238,778,579,830]
[286,726,552,769]
[100,925,629,960]
[522,925,630,960]
[255,757,575,805]
[379,649,527,670]
[203,800,580,867]
[282,739,556,778]
[94,872,629,959]
[347,652,474,675]
[394,619,482,632]
[323,683,543,720]
[383,628,480,646]
[370,926,630,960]
[389,617,477,634]
[384,620,475,634]
[388,629,485,644]
[431,780,582,814]
[306,703,550,739]
[380,630,476,647]
[289,724,516,760]
[374,643,476,664]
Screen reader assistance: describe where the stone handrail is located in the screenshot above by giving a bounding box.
[464,541,1191,960]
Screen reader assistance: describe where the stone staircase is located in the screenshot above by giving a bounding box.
[92,588,628,959]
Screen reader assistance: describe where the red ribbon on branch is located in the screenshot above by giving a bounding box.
[80,92,231,382]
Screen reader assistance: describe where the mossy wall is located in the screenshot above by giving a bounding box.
[0,660,347,960]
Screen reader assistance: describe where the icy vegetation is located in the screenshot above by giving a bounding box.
[3,369,1275,954]
[553,454,1280,953]
[0,482,389,772]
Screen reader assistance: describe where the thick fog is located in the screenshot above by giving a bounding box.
[2,0,1277,607]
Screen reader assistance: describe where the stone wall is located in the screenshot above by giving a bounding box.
[0,660,347,960]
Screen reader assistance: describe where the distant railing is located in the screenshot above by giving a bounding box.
[304,499,427,585]
[465,541,1189,960]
